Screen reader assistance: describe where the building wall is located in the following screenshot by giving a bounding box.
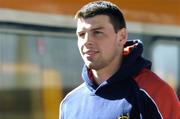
[0,0,179,25]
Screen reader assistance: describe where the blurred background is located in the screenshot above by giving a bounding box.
[0,0,179,119]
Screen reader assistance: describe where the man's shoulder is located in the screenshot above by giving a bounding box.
[61,83,87,105]
[134,68,180,119]
[134,68,178,98]
[63,83,86,100]
[134,68,170,89]
[59,83,88,118]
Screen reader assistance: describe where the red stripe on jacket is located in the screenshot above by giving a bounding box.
[134,68,180,119]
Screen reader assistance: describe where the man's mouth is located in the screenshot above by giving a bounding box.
[83,50,99,59]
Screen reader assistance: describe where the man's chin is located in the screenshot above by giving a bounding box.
[85,63,93,69]
[85,61,95,69]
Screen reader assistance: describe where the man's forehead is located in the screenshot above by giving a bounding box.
[76,16,109,32]
[77,18,92,30]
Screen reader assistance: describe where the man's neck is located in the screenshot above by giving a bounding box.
[91,60,121,85]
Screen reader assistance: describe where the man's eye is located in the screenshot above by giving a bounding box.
[94,31,101,34]
[78,33,85,37]
[94,31,103,36]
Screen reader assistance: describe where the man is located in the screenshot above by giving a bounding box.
[60,1,179,119]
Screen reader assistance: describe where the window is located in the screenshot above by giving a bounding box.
[151,39,180,94]
[0,25,83,119]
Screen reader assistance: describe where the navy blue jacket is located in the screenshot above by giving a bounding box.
[60,40,163,119]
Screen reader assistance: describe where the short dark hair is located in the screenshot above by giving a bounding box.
[75,1,126,33]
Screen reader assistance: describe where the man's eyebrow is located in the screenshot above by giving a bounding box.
[76,26,104,34]
[91,26,104,31]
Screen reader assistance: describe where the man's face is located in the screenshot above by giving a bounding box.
[76,15,126,70]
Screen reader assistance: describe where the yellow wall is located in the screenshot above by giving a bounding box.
[0,0,179,25]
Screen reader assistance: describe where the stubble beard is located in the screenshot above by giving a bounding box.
[84,59,99,70]
[85,60,96,69]
[84,58,106,71]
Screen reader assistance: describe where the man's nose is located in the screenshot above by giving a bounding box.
[84,33,93,46]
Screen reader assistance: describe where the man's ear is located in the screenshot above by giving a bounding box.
[117,28,127,46]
